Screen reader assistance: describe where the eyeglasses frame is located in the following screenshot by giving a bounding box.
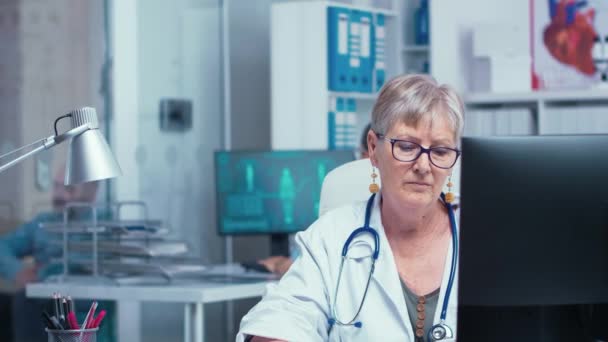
[374,132,461,169]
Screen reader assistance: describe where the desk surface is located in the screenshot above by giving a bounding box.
[27,277,274,303]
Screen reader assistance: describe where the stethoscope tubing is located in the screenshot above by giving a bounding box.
[330,194,379,329]
[329,193,458,341]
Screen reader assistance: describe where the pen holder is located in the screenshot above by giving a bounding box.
[46,328,98,342]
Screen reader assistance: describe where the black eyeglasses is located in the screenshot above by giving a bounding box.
[376,133,461,169]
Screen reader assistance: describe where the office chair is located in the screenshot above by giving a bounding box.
[319,158,460,216]
[319,158,380,216]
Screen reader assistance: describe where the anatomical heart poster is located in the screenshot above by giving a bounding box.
[531,0,608,89]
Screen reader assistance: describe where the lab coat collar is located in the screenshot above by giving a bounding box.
[368,192,459,337]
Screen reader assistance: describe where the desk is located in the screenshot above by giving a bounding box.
[26,274,275,342]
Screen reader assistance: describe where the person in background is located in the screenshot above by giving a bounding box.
[0,166,115,342]
[257,124,373,276]
[359,122,372,159]
[0,167,99,287]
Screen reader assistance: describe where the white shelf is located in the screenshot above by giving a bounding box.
[329,91,378,100]
[466,89,608,106]
[324,1,399,16]
[401,45,429,53]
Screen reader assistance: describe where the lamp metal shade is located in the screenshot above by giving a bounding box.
[64,108,122,185]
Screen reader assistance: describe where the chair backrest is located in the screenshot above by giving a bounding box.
[319,158,381,216]
[319,159,460,217]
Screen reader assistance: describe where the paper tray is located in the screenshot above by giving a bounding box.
[63,240,189,257]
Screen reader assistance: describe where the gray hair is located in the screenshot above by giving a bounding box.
[371,74,465,142]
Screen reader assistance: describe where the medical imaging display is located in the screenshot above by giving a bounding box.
[215,150,354,235]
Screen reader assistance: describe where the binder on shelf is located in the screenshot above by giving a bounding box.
[332,97,357,149]
[327,7,351,92]
[336,98,358,149]
[345,98,358,148]
[374,13,386,91]
[335,98,348,149]
[494,109,512,136]
[358,11,374,93]
[348,9,362,92]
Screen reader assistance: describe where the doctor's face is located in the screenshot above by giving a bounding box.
[368,114,456,209]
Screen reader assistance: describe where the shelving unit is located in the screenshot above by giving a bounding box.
[466,89,608,106]
[271,0,403,150]
[465,89,608,136]
[400,0,430,74]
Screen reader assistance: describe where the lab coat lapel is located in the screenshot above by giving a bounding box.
[367,194,412,334]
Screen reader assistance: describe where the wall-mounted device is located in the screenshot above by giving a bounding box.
[159,98,192,132]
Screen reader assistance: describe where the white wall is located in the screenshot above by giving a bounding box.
[430,0,530,92]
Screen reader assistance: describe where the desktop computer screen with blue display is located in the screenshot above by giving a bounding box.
[214,150,355,255]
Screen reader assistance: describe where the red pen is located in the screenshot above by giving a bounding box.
[90,310,106,328]
[67,312,79,329]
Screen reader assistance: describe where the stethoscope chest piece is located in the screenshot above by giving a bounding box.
[429,322,454,341]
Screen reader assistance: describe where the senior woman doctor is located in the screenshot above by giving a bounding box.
[238,74,464,342]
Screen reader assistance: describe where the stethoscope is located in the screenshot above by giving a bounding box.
[327,192,459,341]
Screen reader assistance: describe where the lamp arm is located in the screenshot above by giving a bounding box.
[53,124,90,144]
[0,124,90,174]
[0,137,47,161]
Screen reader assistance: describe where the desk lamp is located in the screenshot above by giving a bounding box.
[0,107,121,183]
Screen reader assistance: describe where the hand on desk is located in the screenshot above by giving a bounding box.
[251,336,287,342]
[257,256,293,277]
[15,263,39,289]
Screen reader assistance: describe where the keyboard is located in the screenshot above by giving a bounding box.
[240,261,272,274]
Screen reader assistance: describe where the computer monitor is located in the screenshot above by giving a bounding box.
[214,150,355,255]
[459,135,608,341]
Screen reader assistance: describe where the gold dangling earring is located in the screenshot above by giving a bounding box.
[369,167,379,193]
[445,176,455,203]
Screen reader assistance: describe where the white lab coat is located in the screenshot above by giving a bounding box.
[237,194,459,342]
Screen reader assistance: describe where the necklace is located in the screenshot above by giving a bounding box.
[415,295,426,339]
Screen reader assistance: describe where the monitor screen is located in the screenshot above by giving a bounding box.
[458,135,608,340]
[214,150,355,235]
